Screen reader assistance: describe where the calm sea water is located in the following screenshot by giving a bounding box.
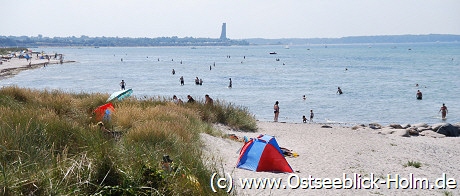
[1,43,459,125]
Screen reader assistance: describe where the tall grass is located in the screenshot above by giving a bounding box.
[0,86,256,195]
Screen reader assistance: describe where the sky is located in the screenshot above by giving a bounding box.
[1,0,459,39]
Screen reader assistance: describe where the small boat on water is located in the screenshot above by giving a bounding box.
[269,52,277,54]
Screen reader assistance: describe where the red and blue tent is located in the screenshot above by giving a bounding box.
[236,134,293,173]
[94,102,115,121]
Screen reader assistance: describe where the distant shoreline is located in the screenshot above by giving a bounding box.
[1,34,459,47]
[0,57,75,80]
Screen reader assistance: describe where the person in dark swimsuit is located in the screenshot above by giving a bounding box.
[120,80,126,90]
[180,76,184,86]
[310,110,314,122]
[273,101,279,122]
[416,90,423,100]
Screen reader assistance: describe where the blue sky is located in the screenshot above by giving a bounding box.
[2,0,459,39]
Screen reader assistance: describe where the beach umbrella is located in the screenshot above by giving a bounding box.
[94,102,115,121]
[107,89,133,102]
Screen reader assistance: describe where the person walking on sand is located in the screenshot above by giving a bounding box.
[273,101,280,122]
[228,78,232,88]
[120,80,126,90]
[416,90,423,100]
[310,110,314,122]
[439,103,448,119]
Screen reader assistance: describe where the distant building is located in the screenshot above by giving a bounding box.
[220,23,227,40]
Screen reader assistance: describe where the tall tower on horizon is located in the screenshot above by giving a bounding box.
[220,23,227,40]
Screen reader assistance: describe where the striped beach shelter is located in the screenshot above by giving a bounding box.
[236,134,293,173]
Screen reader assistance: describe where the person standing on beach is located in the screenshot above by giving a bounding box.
[120,80,126,90]
[228,78,232,88]
[273,101,280,122]
[439,103,448,119]
[416,90,422,100]
[310,110,314,122]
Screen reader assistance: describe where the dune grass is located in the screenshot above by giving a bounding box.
[0,86,256,195]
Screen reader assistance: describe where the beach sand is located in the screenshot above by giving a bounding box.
[0,57,74,80]
[202,121,460,195]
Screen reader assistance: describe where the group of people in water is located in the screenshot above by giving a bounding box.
[272,85,449,123]
[274,100,315,123]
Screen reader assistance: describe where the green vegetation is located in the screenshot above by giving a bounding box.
[403,161,422,168]
[0,48,28,55]
[0,36,249,47]
[0,86,256,195]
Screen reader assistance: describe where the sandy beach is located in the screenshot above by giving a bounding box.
[0,56,74,80]
[202,121,460,195]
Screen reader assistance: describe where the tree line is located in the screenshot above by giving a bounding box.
[0,35,249,47]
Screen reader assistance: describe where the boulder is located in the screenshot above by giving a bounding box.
[396,129,410,137]
[436,124,460,137]
[401,124,411,129]
[431,123,449,131]
[380,129,396,135]
[412,123,429,128]
[420,130,446,138]
[388,124,403,129]
[369,123,382,129]
[407,128,419,136]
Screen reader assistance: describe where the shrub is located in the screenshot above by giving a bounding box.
[0,86,254,195]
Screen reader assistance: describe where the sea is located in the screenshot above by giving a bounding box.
[1,43,459,126]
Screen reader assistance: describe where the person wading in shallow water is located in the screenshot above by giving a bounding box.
[273,101,280,122]
[416,90,423,100]
[310,110,314,123]
[120,80,126,90]
[337,87,343,95]
[439,103,448,119]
